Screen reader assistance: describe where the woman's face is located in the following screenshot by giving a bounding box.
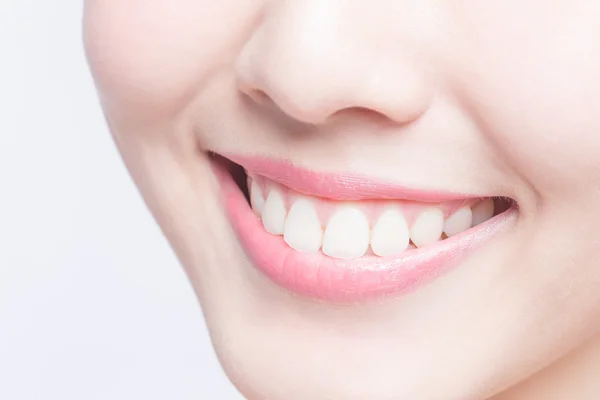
[85,1,600,399]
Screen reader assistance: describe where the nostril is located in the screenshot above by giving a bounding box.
[245,88,273,106]
[236,71,274,106]
[329,106,392,125]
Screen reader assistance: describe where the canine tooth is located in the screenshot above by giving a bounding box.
[249,179,265,215]
[262,189,287,235]
[472,198,495,226]
[284,199,323,253]
[410,208,444,247]
[443,206,473,237]
[322,207,370,259]
[371,209,410,257]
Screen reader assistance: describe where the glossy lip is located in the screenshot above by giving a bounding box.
[223,153,477,202]
[212,155,517,302]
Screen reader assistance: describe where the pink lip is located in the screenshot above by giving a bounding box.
[213,156,517,302]
[224,154,476,202]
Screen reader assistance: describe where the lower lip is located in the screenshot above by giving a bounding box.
[214,162,517,302]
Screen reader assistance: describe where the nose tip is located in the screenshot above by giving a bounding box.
[235,2,436,126]
[238,61,434,126]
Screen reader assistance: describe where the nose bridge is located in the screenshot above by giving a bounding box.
[236,0,438,125]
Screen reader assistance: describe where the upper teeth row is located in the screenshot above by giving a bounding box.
[250,180,495,260]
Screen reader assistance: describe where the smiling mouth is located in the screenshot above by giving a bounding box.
[211,152,517,302]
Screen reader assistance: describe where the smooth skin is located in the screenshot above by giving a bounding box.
[84,1,600,399]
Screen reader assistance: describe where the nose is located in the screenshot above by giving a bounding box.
[235,1,438,126]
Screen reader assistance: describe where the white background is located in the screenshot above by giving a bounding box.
[0,1,242,399]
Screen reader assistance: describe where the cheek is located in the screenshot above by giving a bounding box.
[83,0,259,119]
[459,3,600,199]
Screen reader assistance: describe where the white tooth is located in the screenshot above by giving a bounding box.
[284,199,323,253]
[322,207,370,259]
[262,189,287,235]
[371,209,410,257]
[410,208,444,248]
[249,179,265,215]
[443,206,473,237]
[471,198,495,226]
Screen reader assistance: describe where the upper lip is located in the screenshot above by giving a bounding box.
[222,153,483,202]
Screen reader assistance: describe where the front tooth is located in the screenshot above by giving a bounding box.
[262,189,287,235]
[443,206,473,237]
[322,207,370,259]
[410,208,444,248]
[284,199,323,253]
[249,179,265,215]
[471,198,495,226]
[371,209,410,257]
